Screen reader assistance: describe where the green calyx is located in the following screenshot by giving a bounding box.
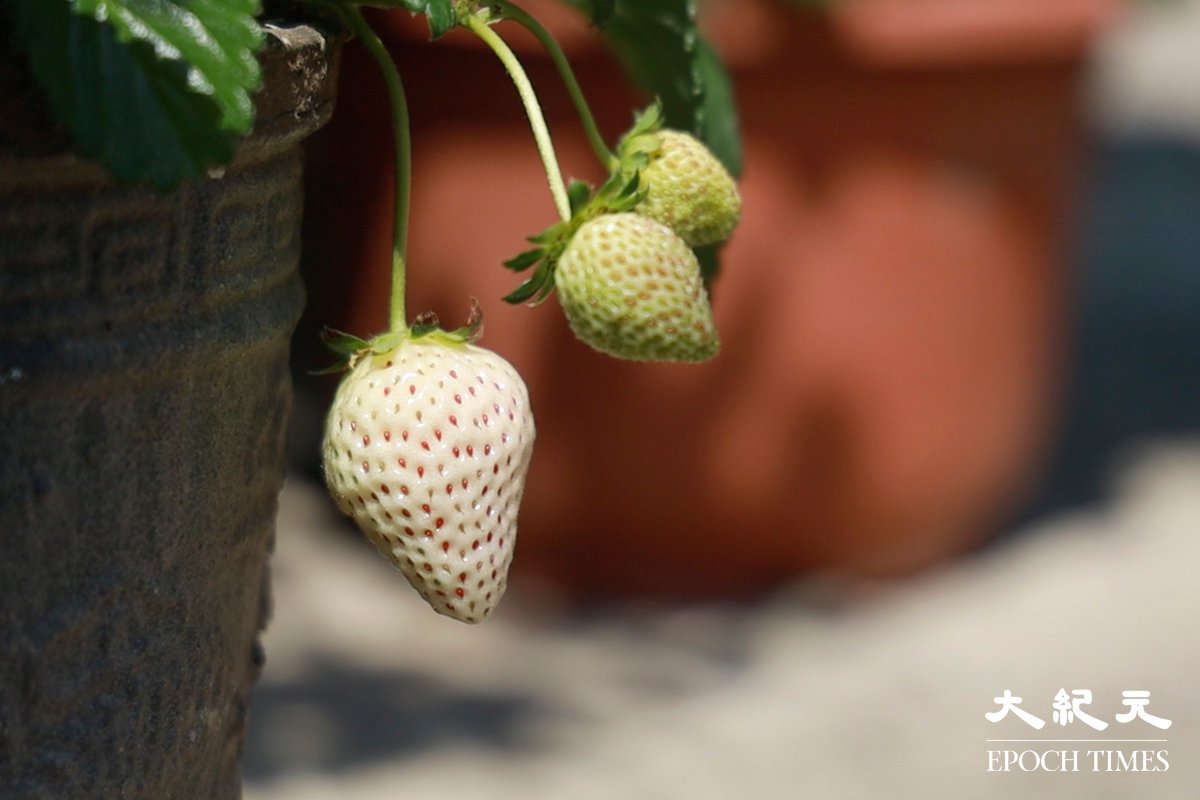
[502,172,645,304]
[614,100,667,176]
[502,102,666,305]
[316,301,485,373]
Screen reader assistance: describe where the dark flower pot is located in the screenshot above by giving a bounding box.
[0,22,338,799]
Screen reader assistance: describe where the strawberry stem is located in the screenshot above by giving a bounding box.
[490,1,617,171]
[339,5,412,331]
[466,13,572,223]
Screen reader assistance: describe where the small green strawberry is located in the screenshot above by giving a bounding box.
[633,128,742,247]
[554,212,719,362]
[322,329,535,623]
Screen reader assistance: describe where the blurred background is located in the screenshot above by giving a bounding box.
[249,0,1200,796]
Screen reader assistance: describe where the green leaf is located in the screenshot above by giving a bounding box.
[312,326,369,373]
[503,257,556,305]
[421,0,456,38]
[503,275,543,305]
[503,248,544,271]
[374,0,455,38]
[693,38,742,177]
[410,320,442,338]
[626,100,662,139]
[588,0,615,26]
[320,327,371,356]
[11,0,265,188]
[562,0,614,27]
[567,178,592,215]
[598,2,699,128]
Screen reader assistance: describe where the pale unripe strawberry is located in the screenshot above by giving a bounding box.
[555,213,718,362]
[637,130,741,247]
[322,337,535,623]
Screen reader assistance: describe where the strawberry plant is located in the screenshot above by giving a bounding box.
[6,0,744,621]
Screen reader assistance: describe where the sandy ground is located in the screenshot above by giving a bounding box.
[243,441,1199,799]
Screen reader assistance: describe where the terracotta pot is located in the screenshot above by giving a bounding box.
[299,0,1114,600]
[0,23,338,798]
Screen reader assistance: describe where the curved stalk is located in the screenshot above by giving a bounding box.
[339,5,413,332]
[466,14,572,222]
[491,0,616,170]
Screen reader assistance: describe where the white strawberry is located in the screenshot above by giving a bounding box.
[321,333,535,623]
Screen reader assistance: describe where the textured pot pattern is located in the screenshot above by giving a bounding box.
[0,24,337,799]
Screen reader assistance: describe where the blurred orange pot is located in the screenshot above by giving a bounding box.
[300,0,1116,599]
